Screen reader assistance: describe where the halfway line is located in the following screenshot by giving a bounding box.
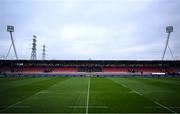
[86,77,91,114]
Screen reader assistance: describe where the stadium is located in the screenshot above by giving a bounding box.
[0,60,180,113]
[1,0,180,113]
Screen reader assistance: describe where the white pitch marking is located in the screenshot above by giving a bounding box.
[132,90,143,96]
[144,106,163,109]
[34,92,41,96]
[144,106,180,109]
[169,107,180,109]
[120,83,129,88]
[0,101,21,112]
[120,83,143,96]
[10,105,30,108]
[153,101,177,114]
[68,106,108,108]
[34,91,50,96]
[86,77,91,114]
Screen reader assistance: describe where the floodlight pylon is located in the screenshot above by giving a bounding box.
[162,26,173,60]
[6,25,18,60]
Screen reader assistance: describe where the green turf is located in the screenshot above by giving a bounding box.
[0,77,180,113]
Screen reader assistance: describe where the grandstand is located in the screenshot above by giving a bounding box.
[0,60,180,77]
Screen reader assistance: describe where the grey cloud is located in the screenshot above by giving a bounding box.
[0,0,179,60]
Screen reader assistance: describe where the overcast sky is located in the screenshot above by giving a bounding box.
[0,0,180,60]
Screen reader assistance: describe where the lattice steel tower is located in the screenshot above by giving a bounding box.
[42,45,46,60]
[30,35,37,60]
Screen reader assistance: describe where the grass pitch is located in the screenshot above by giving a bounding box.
[0,77,180,113]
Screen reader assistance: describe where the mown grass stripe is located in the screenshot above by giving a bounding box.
[0,77,69,112]
[110,78,177,113]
